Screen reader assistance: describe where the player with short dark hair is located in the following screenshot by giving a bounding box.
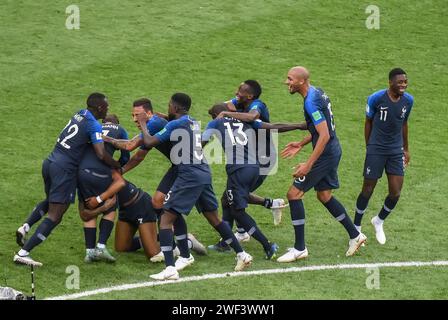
[204,103,307,257]
[102,98,172,218]
[14,93,120,267]
[277,67,367,263]
[214,81,286,242]
[81,176,161,260]
[353,68,414,244]
[137,93,253,280]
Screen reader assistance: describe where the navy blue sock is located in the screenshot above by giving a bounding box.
[173,214,189,258]
[354,193,370,227]
[159,228,175,267]
[98,219,114,246]
[129,237,142,252]
[289,200,305,251]
[215,222,243,253]
[222,205,234,229]
[233,209,270,251]
[23,218,57,252]
[378,196,399,220]
[83,227,96,249]
[25,200,49,228]
[324,197,359,239]
[154,208,163,241]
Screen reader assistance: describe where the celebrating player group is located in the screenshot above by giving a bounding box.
[13,66,413,280]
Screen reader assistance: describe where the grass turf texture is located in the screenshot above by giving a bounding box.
[0,0,447,299]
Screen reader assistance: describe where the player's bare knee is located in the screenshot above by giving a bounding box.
[287,187,304,201]
[152,193,164,209]
[316,191,332,204]
[114,243,130,252]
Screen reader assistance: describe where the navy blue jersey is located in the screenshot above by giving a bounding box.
[139,115,172,160]
[79,122,129,171]
[231,98,274,167]
[203,117,259,174]
[366,89,414,155]
[48,109,103,172]
[303,86,341,158]
[154,115,211,185]
[117,180,141,208]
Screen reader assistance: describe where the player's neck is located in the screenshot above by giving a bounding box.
[299,83,310,98]
[87,108,101,119]
[387,88,401,102]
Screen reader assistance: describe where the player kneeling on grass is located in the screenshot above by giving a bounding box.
[82,176,161,260]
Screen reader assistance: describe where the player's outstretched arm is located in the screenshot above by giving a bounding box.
[155,112,168,120]
[121,149,149,174]
[92,142,121,169]
[103,134,143,152]
[281,134,312,159]
[217,110,259,122]
[293,122,329,178]
[79,196,117,222]
[85,170,126,209]
[226,100,237,111]
[259,122,308,132]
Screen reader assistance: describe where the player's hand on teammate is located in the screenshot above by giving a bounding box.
[216,111,226,119]
[293,162,311,178]
[85,196,100,209]
[281,142,303,159]
[102,135,112,143]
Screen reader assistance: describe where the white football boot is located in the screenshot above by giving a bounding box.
[276,247,308,263]
[234,252,253,271]
[371,216,386,244]
[346,233,367,256]
[150,266,179,281]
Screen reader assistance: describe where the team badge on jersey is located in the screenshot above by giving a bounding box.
[401,106,407,118]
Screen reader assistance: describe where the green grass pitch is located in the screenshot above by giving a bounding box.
[0,0,447,299]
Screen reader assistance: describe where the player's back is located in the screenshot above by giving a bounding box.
[303,86,341,159]
[48,109,103,172]
[366,89,414,155]
[79,122,128,171]
[203,117,258,174]
[155,115,211,185]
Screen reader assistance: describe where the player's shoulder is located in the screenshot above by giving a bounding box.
[153,114,168,126]
[249,99,266,111]
[304,86,321,108]
[368,89,387,104]
[403,92,414,105]
[206,118,220,128]
[76,109,96,121]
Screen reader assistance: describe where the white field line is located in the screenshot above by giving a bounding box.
[46,260,448,300]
